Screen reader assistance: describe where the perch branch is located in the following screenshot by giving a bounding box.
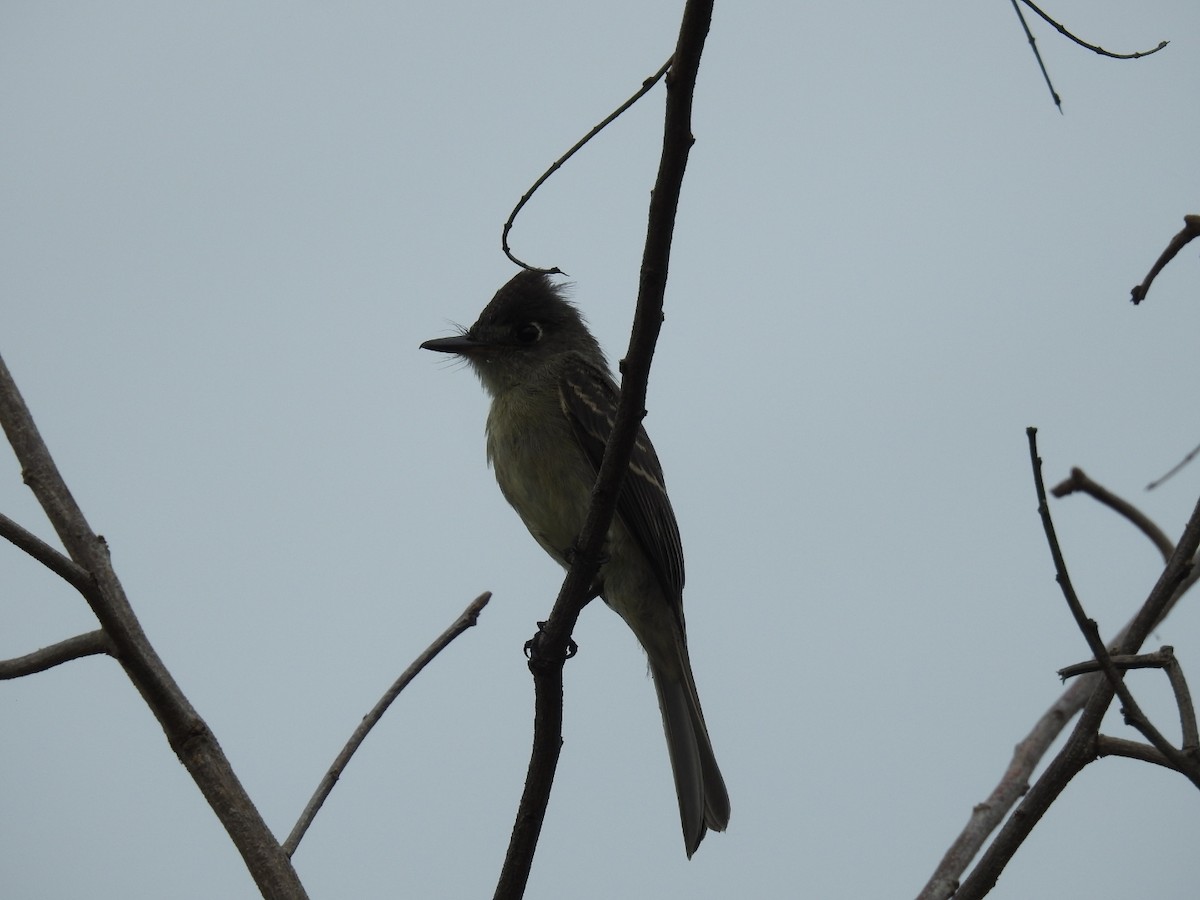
[493,3,714,898]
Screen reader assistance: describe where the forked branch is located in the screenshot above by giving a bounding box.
[0,353,309,900]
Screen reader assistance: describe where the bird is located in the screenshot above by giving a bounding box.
[420,269,729,857]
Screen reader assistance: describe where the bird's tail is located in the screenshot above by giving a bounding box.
[651,648,730,858]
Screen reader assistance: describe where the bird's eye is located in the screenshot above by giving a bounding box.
[515,322,542,344]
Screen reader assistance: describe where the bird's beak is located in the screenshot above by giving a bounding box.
[420,335,487,355]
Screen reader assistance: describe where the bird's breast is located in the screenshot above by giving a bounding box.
[485,390,597,565]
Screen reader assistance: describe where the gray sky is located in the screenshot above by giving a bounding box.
[3,2,1199,898]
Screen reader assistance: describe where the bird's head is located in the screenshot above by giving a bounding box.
[421,270,605,394]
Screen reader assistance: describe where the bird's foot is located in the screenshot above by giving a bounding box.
[524,620,578,661]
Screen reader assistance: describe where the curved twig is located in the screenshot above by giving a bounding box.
[501,56,673,273]
[1010,1,1168,113]
[1161,647,1199,754]
[1096,735,1175,769]
[1051,467,1174,561]
[1131,214,1200,306]
[1019,0,1168,59]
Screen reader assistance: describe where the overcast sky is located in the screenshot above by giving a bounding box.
[3,3,1199,898]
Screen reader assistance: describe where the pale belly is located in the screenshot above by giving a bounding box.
[484,391,681,671]
[485,393,596,565]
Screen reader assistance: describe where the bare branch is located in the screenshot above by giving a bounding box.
[1029,433,1121,688]
[1029,429,1200,787]
[1009,1,1168,113]
[1052,467,1200,628]
[0,630,113,678]
[501,57,673,274]
[0,353,308,899]
[1116,506,1200,662]
[922,439,1200,899]
[1050,467,1173,561]
[1010,0,1062,113]
[1147,439,1200,491]
[1060,648,1200,777]
[1131,214,1200,306]
[916,673,1092,900]
[283,591,491,857]
[950,437,1200,899]
[1019,0,1168,59]
[1160,647,1199,755]
[1058,647,1179,678]
[493,4,714,897]
[0,511,94,593]
[1096,735,1176,769]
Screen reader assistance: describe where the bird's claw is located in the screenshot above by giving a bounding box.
[524,621,578,661]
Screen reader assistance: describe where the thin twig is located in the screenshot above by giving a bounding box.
[1117,507,1200,660]
[1019,0,1168,59]
[0,630,113,678]
[1053,467,1200,628]
[1058,648,1178,679]
[1010,0,1062,113]
[1059,646,1199,755]
[1096,735,1175,769]
[493,5,713,898]
[283,592,491,857]
[1051,468,1174,561]
[1131,214,1200,307]
[1159,647,1199,754]
[501,57,673,273]
[1029,433,1123,689]
[1147,439,1200,490]
[0,510,94,594]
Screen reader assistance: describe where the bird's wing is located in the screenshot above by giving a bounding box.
[559,359,686,607]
